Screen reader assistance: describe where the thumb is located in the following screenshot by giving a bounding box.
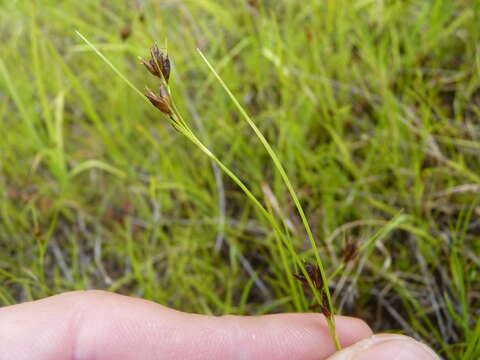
[327,334,440,360]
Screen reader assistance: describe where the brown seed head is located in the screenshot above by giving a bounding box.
[145,86,172,115]
[141,44,170,82]
[120,25,132,41]
[309,292,332,318]
[293,262,323,290]
[320,292,332,318]
[343,238,358,263]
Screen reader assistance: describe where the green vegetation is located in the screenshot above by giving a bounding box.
[1,1,479,358]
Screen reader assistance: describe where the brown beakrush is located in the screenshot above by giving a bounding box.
[343,238,358,263]
[294,263,332,317]
[144,85,172,115]
[141,44,171,82]
[293,263,323,290]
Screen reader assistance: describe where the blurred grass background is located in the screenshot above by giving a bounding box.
[1,0,479,358]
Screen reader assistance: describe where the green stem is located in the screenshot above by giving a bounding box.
[197,50,341,350]
[173,116,321,313]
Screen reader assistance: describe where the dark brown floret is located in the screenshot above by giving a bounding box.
[120,25,132,41]
[293,262,323,290]
[145,85,172,115]
[343,238,358,263]
[141,44,170,82]
[320,292,331,318]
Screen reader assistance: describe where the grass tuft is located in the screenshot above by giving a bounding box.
[1,1,479,358]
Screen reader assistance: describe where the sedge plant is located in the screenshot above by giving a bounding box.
[77,32,342,350]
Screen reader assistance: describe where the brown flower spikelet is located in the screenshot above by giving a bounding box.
[343,238,358,263]
[141,44,170,82]
[293,263,323,289]
[145,85,172,115]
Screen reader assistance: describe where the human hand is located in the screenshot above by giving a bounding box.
[0,290,439,359]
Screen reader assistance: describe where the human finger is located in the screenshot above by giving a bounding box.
[0,290,372,360]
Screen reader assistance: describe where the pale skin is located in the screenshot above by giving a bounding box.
[0,290,439,359]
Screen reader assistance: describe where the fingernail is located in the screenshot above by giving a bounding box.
[354,335,439,360]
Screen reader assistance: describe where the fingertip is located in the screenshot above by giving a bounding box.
[334,315,373,347]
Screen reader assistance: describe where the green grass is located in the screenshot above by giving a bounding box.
[1,1,480,358]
